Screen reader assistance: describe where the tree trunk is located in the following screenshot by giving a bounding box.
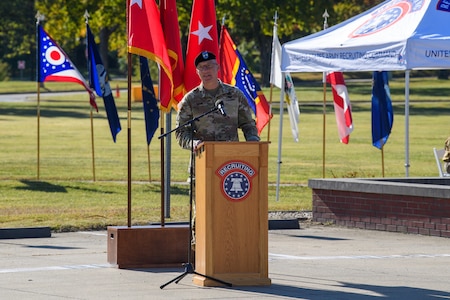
[253,18,272,87]
[259,35,273,87]
[99,27,111,73]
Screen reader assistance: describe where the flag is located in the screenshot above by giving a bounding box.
[270,20,283,89]
[140,56,160,145]
[37,24,97,111]
[87,24,121,142]
[128,0,173,104]
[271,21,300,142]
[184,0,219,92]
[219,26,272,135]
[284,74,300,142]
[326,72,354,144]
[160,0,185,111]
[372,71,394,149]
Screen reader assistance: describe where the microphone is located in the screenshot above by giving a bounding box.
[215,100,227,116]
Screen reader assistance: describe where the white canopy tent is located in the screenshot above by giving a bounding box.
[280,0,450,177]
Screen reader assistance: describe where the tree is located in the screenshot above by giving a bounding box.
[0,0,385,82]
[35,0,127,75]
[0,0,35,79]
[84,0,127,74]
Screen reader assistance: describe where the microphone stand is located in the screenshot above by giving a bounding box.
[159,105,232,289]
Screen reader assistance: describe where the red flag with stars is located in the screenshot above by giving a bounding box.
[184,0,219,92]
[128,0,173,101]
[160,0,185,111]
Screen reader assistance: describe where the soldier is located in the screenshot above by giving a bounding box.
[443,137,450,173]
[175,51,259,150]
[175,51,259,251]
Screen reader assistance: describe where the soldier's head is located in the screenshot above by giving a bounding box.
[195,51,219,89]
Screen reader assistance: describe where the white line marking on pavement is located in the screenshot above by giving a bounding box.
[77,231,107,236]
[2,254,449,274]
[269,253,450,260]
[0,264,112,274]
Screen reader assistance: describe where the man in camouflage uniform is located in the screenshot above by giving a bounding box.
[175,51,259,251]
[443,137,450,173]
[175,51,259,149]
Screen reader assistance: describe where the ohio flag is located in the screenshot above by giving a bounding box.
[38,24,97,111]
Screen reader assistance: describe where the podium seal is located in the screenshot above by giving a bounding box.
[216,160,257,202]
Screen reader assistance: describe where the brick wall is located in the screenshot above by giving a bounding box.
[312,189,450,238]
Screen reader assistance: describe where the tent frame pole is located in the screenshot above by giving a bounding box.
[404,70,410,177]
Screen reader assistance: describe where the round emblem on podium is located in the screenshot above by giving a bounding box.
[223,171,250,201]
[216,160,257,202]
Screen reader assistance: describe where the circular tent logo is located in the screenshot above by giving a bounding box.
[216,161,257,202]
[349,0,425,38]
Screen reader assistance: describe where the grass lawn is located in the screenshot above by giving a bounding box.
[1,74,450,231]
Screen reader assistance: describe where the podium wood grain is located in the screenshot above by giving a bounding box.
[193,142,271,286]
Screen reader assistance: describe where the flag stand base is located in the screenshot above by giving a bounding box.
[107,225,189,268]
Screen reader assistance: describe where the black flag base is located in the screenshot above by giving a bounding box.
[159,262,232,289]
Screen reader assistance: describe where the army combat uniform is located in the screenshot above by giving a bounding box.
[175,80,260,150]
[443,137,450,173]
[176,80,260,250]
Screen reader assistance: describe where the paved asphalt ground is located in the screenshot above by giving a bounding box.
[1,225,449,300]
[1,93,450,298]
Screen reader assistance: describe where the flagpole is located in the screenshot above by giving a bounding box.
[159,64,166,224]
[90,108,96,181]
[85,11,96,182]
[147,145,152,181]
[159,3,167,224]
[37,81,41,181]
[273,11,282,201]
[160,114,165,226]
[267,11,278,143]
[126,53,132,228]
[126,0,132,228]
[35,13,43,180]
[322,9,329,178]
[164,113,171,220]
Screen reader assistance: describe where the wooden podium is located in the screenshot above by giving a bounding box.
[193,141,271,286]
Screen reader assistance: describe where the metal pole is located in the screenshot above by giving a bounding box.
[164,111,171,218]
[405,70,410,177]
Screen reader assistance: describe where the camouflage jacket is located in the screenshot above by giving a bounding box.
[175,81,260,150]
[443,137,450,162]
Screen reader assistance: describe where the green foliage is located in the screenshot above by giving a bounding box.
[332,0,384,24]
[0,1,35,79]
[0,60,11,81]
[1,0,393,82]
[0,1,35,58]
